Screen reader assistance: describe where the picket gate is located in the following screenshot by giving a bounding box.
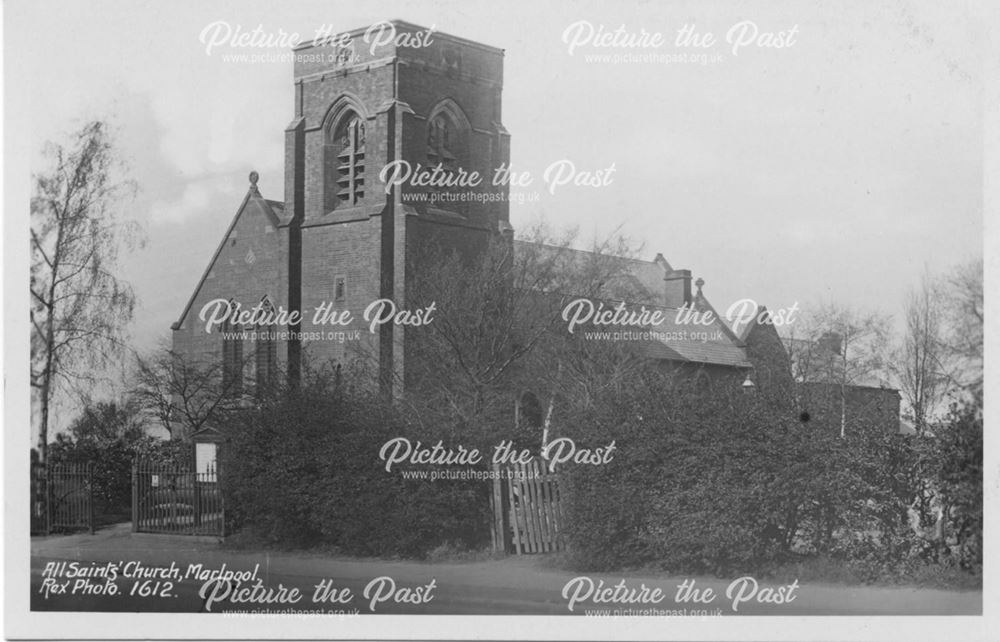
[490,460,564,554]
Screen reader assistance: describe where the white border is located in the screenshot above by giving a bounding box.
[4,0,998,639]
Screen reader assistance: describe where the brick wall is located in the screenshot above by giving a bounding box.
[797,382,902,434]
[286,22,510,388]
[171,192,287,383]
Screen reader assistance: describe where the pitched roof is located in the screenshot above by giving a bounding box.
[629,304,752,367]
[511,240,665,303]
[511,241,751,368]
[171,186,283,330]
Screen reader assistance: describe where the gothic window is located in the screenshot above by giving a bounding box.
[221,302,243,396]
[255,296,277,394]
[427,115,458,175]
[327,112,365,209]
[425,105,470,208]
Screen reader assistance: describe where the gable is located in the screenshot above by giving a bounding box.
[171,187,284,330]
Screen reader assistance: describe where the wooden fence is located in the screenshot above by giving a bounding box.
[31,462,94,535]
[491,460,564,554]
[132,459,224,536]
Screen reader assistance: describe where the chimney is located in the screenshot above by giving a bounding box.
[818,331,843,356]
[663,268,693,306]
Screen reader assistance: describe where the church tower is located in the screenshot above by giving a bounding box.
[283,20,510,394]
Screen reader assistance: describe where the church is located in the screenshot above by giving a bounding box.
[169,20,833,414]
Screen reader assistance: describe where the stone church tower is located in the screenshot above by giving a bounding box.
[286,21,510,394]
[173,21,510,397]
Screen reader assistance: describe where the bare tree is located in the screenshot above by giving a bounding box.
[402,221,649,440]
[30,121,141,462]
[784,303,892,437]
[894,271,947,434]
[131,346,254,440]
[938,258,983,399]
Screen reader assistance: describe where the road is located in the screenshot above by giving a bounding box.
[30,524,981,616]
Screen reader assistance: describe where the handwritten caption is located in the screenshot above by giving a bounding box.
[39,561,435,613]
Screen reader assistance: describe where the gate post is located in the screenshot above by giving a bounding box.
[193,475,202,529]
[131,460,138,533]
[45,465,52,536]
[491,463,510,554]
[218,457,225,539]
[87,462,95,535]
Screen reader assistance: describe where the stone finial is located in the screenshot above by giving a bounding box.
[249,170,260,191]
[695,277,705,296]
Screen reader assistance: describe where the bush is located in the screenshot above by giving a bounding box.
[220,369,491,557]
[917,395,983,572]
[557,368,932,578]
[47,401,188,524]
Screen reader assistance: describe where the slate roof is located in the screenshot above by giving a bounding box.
[511,240,665,303]
[511,241,751,368]
[624,304,752,368]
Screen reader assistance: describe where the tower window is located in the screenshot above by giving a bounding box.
[326,112,365,209]
[424,101,470,209]
[427,115,458,175]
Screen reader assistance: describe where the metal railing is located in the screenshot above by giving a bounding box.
[132,459,224,536]
[31,462,95,535]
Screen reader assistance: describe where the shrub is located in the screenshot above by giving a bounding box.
[46,401,188,524]
[557,367,933,578]
[220,369,490,557]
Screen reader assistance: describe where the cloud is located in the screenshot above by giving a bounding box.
[148,181,217,225]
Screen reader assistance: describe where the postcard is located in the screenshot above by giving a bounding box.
[3,1,994,640]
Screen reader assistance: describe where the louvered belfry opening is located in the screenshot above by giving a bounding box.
[333,114,365,207]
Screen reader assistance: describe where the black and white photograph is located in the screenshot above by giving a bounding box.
[2,0,995,640]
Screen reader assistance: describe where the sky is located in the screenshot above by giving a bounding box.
[9,0,984,357]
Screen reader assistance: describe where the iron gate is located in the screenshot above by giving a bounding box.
[31,462,95,535]
[132,459,224,536]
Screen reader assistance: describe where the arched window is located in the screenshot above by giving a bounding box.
[425,101,470,205]
[221,300,243,396]
[427,114,458,174]
[255,296,277,394]
[326,111,365,210]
